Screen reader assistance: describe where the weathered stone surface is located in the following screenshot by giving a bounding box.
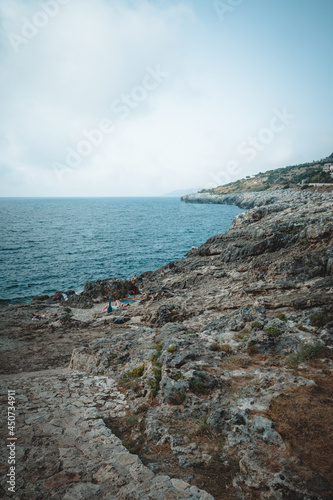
[0,370,213,499]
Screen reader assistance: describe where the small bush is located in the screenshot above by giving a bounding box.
[297,324,308,332]
[126,365,145,379]
[220,343,233,354]
[149,371,162,398]
[237,331,249,340]
[189,379,204,394]
[310,313,332,327]
[276,313,287,321]
[287,343,331,368]
[169,390,185,405]
[149,356,162,397]
[151,344,162,362]
[265,327,281,337]
[251,321,263,330]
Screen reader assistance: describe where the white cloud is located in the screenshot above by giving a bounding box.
[0,0,332,196]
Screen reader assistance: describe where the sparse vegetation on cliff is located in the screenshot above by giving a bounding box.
[197,153,333,195]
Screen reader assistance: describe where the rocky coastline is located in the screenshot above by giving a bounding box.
[1,188,333,499]
[181,187,333,209]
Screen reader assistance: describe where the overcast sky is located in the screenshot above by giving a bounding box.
[0,0,332,197]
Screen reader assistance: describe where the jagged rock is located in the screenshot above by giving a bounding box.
[158,376,189,405]
[82,278,139,301]
[31,294,50,302]
[67,293,94,309]
[250,416,284,446]
[144,304,188,326]
[201,305,266,335]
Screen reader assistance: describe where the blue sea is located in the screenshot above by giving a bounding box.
[0,198,244,303]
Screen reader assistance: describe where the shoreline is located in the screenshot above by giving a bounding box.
[181,186,333,208]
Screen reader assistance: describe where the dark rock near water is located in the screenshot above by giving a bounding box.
[82,278,139,301]
[31,294,50,302]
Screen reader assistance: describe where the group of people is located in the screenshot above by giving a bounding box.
[104,270,167,314]
[32,313,58,321]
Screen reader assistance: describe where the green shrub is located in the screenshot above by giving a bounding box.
[265,327,281,337]
[310,312,332,327]
[150,344,162,362]
[276,313,287,321]
[149,361,162,397]
[189,379,204,394]
[251,321,262,330]
[287,343,331,368]
[237,330,249,340]
[126,365,145,379]
[296,324,308,332]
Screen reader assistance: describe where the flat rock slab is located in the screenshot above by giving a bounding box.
[0,369,213,499]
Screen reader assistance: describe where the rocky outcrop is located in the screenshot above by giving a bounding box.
[181,188,332,209]
[82,278,139,301]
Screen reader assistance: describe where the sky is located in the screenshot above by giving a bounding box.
[0,0,332,197]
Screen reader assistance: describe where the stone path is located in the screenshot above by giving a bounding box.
[0,369,213,499]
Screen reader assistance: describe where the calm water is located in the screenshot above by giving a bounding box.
[0,198,244,303]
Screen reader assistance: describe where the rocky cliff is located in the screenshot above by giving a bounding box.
[1,189,333,499]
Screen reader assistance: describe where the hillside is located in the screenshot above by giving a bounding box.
[200,153,333,195]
